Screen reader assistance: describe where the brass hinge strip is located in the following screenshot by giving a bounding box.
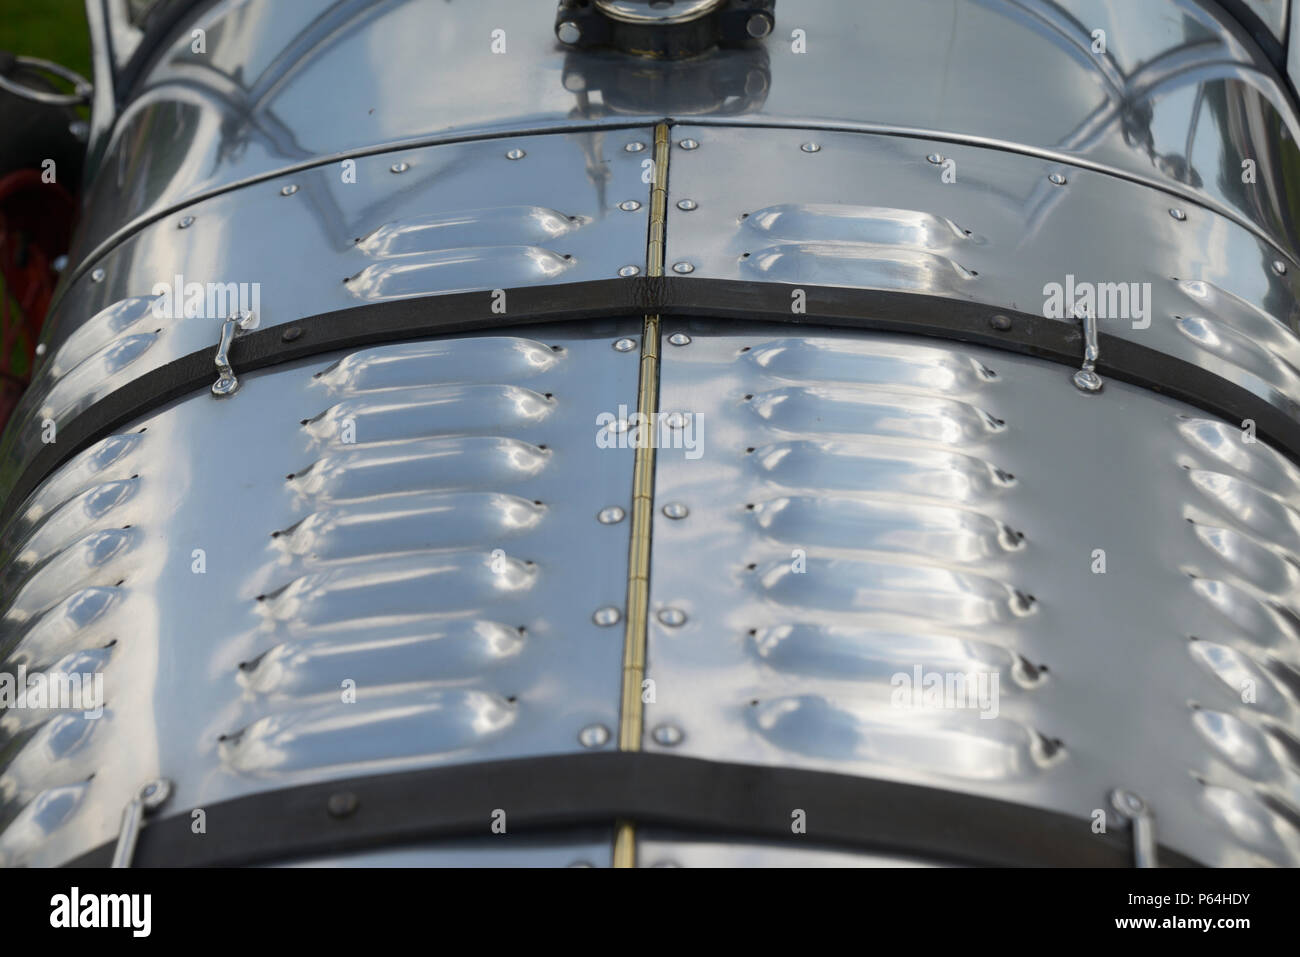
[613,121,670,868]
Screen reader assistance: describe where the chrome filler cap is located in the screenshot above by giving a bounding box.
[596,0,724,24]
[557,0,774,58]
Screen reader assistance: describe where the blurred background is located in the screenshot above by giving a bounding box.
[0,0,89,426]
[0,0,91,80]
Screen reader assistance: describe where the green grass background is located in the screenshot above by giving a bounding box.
[0,0,91,80]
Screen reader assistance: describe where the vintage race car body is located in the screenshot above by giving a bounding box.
[2,0,1300,867]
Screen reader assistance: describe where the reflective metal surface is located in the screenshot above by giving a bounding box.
[109,777,171,868]
[0,322,640,867]
[0,128,652,501]
[278,828,614,867]
[4,0,1300,869]
[636,831,935,867]
[665,124,1300,433]
[642,321,1300,867]
[1238,0,1289,42]
[68,0,1300,286]
[1287,2,1300,96]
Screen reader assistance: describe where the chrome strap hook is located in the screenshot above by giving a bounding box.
[1072,305,1104,393]
[212,311,255,397]
[1110,788,1157,868]
[111,778,172,868]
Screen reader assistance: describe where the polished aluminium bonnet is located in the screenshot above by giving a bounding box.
[2,0,1300,867]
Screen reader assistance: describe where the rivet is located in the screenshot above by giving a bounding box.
[390,161,409,173]
[578,724,611,748]
[557,21,582,45]
[327,792,359,818]
[592,606,622,626]
[1169,207,1186,221]
[662,502,689,519]
[597,506,626,524]
[34,343,46,356]
[1273,260,1288,275]
[927,153,944,164]
[672,262,695,274]
[506,148,526,160]
[678,138,699,150]
[652,724,685,746]
[990,314,1012,331]
[746,13,773,38]
[619,200,642,211]
[668,332,691,346]
[178,215,195,229]
[1048,173,1067,186]
[90,268,106,283]
[676,199,698,211]
[625,141,646,153]
[618,265,641,277]
[280,184,298,196]
[657,607,687,627]
[800,142,821,153]
[613,337,638,352]
[281,326,302,342]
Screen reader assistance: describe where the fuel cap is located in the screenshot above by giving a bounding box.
[556,0,775,59]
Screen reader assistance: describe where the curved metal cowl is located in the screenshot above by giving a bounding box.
[3,0,1300,867]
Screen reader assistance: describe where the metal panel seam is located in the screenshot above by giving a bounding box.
[614,121,670,869]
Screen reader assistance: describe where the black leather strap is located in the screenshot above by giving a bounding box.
[65,751,1200,867]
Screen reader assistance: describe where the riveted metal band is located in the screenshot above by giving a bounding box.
[7,279,1300,529]
[62,752,1202,868]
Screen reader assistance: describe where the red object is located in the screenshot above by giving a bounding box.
[0,168,75,431]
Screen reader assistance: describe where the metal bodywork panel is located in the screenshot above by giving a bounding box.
[636,832,934,867]
[643,320,1300,867]
[278,828,616,868]
[286,831,926,867]
[1247,0,1290,41]
[664,123,1300,430]
[3,0,1300,868]
[5,318,1300,866]
[18,116,1300,509]
[69,0,1300,281]
[0,322,641,867]
[273,827,930,867]
[0,128,654,501]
